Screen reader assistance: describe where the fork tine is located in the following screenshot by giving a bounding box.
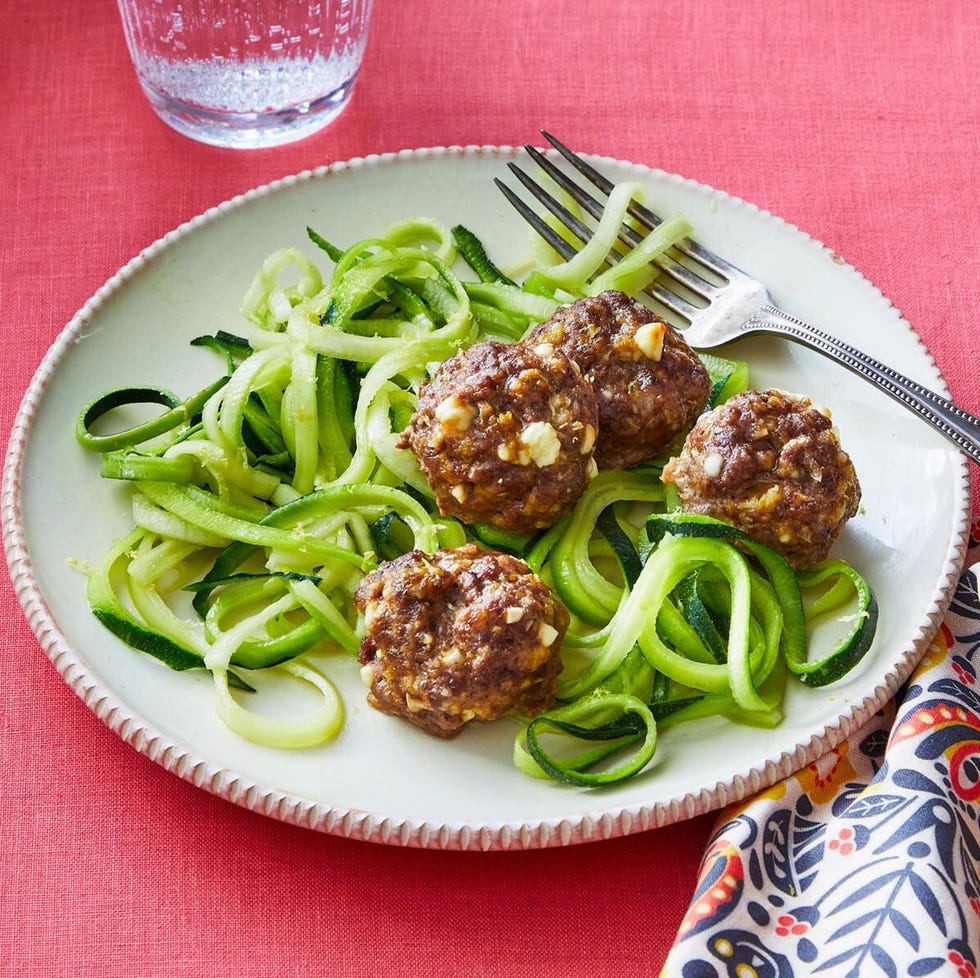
[653,253,719,301]
[496,170,704,322]
[540,131,738,280]
[515,147,719,302]
[506,162,595,246]
[645,283,701,322]
[503,164,647,279]
[541,130,616,197]
[541,130,663,237]
[493,178,577,261]
[526,144,669,261]
[524,145,609,228]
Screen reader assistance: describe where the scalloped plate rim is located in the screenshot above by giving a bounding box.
[2,144,971,851]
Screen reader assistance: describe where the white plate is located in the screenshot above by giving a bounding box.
[3,146,971,850]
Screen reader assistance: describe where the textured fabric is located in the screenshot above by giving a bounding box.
[663,541,980,976]
[3,1,980,976]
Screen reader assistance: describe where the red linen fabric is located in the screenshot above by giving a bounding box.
[2,1,979,976]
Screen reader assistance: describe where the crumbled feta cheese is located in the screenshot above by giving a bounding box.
[441,646,464,666]
[703,452,724,478]
[434,395,477,432]
[505,606,525,624]
[634,320,666,361]
[363,600,380,629]
[538,623,559,647]
[580,423,597,454]
[518,421,561,467]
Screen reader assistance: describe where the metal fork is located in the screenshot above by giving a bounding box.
[496,131,980,467]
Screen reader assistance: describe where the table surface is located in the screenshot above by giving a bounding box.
[3,1,978,975]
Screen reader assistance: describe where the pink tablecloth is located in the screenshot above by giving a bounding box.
[2,1,978,975]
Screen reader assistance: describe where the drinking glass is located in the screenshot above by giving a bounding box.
[115,0,374,149]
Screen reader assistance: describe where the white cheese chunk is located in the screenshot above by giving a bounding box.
[703,452,724,478]
[434,395,477,432]
[538,623,559,647]
[518,421,561,467]
[634,320,666,361]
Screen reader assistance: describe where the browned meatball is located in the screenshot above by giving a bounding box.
[525,290,711,469]
[661,389,861,569]
[354,544,568,738]
[400,340,598,533]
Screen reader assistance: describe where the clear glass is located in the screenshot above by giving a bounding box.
[115,0,374,149]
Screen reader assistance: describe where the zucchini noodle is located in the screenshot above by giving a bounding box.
[76,193,876,785]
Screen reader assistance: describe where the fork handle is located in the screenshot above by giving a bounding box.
[747,305,980,466]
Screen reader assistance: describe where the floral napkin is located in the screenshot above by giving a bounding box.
[662,527,980,978]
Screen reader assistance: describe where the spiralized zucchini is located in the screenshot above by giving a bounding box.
[76,185,876,783]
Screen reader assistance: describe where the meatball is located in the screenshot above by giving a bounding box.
[525,290,711,469]
[661,389,861,569]
[354,544,568,738]
[400,340,598,533]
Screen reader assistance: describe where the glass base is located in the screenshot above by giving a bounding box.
[140,76,358,150]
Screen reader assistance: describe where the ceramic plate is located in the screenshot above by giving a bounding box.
[3,146,970,850]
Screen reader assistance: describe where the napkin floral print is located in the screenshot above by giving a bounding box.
[663,532,980,978]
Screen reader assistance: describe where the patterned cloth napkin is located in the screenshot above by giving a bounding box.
[662,527,980,977]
